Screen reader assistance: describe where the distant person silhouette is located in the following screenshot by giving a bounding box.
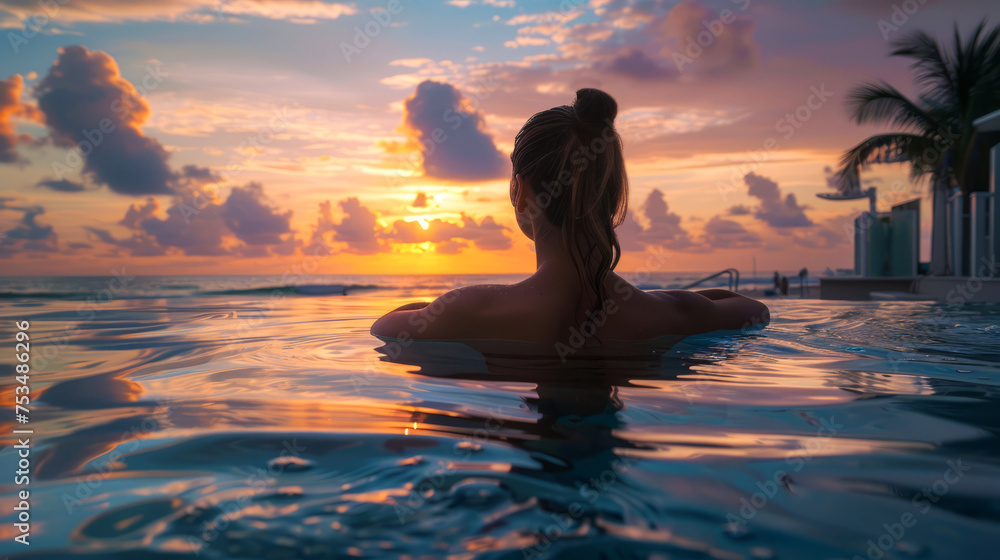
[780,276,789,296]
[373,89,769,344]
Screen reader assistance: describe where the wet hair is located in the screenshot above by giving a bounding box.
[510,88,629,317]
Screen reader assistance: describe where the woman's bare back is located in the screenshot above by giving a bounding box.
[370,273,769,345]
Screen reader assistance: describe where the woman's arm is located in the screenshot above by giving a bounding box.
[370,288,482,340]
[651,289,770,333]
[388,302,431,312]
[693,289,745,301]
[370,301,430,339]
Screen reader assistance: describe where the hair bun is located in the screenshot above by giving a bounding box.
[572,88,617,127]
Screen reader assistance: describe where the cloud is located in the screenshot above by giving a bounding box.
[387,214,511,250]
[309,200,336,249]
[178,164,222,183]
[593,46,679,81]
[86,184,298,257]
[411,192,428,208]
[504,36,551,48]
[656,0,759,75]
[447,0,515,7]
[0,0,357,24]
[34,46,177,195]
[215,0,356,23]
[138,198,229,256]
[36,178,86,192]
[702,215,761,249]
[0,198,59,256]
[822,165,840,191]
[329,197,389,255]
[26,48,302,259]
[220,182,294,247]
[3,205,52,240]
[496,0,759,79]
[434,240,469,254]
[84,225,166,256]
[727,172,847,250]
[617,188,694,251]
[0,74,34,163]
[744,172,813,228]
[389,80,508,182]
[81,226,118,246]
[372,0,881,170]
[640,189,692,245]
[0,75,22,163]
[143,185,296,256]
[313,197,511,254]
[119,197,160,229]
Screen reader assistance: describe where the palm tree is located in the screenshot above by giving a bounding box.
[833,20,1000,275]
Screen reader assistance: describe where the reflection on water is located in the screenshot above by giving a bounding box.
[1,279,999,559]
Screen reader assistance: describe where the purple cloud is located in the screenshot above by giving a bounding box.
[744,172,813,228]
[394,80,508,182]
[34,46,176,195]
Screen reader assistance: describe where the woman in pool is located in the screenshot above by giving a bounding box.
[372,88,769,345]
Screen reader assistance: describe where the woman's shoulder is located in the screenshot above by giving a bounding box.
[370,283,514,341]
[433,283,510,308]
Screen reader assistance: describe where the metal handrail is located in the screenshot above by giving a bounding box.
[681,268,740,291]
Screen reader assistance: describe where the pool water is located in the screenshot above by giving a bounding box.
[0,275,998,559]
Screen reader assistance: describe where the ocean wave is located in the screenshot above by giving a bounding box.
[202,283,383,296]
[0,283,386,300]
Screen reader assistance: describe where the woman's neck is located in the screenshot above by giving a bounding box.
[532,226,577,271]
[532,233,607,294]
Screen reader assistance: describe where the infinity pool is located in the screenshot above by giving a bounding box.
[1,275,998,559]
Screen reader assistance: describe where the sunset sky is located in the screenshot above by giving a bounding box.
[0,0,995,276]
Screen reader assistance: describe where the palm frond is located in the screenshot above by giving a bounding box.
[838,18,998,197]
[950,21,985,119]
[834,133,938,194]
[966,21,1000,120]
[848,81,941,133]
[891,30,956,104]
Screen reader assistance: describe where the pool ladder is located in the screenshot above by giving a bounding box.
[681,268,740,291]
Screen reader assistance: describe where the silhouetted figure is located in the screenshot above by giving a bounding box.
[798,267,809,297]
[372,88,770,343]
[773,271,780,290]
[780,276,789,296]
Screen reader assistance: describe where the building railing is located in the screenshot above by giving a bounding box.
[681,268,740,291]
